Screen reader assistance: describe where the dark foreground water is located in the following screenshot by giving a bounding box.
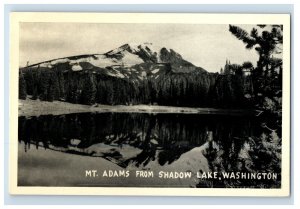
[18,112,281,188]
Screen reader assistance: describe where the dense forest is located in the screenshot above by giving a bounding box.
[19,62,253,108]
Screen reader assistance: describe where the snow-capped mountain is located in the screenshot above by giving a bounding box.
[105,43,194,66]
[24,43,206,78]
[20,43,226,107]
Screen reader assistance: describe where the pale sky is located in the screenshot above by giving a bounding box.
[19,23,259,72]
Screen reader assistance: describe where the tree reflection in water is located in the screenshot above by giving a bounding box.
[18,112,281,188]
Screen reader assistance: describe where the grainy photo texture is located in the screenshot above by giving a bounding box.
[11,13,290,195]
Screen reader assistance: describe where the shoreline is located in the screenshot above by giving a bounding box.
[18,99,255,117]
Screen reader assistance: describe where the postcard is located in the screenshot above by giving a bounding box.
[9,12,290,196]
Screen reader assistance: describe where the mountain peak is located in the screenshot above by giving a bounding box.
[106,42,157,56]
[105,42,195,67]
[126,42,155,52]
[105,42,159,63]
[25,42,204,74]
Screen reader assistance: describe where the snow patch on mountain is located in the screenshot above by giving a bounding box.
[72,64,83,71]
[121,42,166,63]
[107,70,125,78]
[39,62,52,68]
[127,42,158,53]
[68,55,116,68]
[118,50,144,65]
[151,68,160,74]
[141,71,147,77]
[53,51,143,69]
[50,58,70,65]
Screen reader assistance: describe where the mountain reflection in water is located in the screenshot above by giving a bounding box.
[18,112,281,188]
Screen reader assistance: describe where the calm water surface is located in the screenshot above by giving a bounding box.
[18,112,281,188]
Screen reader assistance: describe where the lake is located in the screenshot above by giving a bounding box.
[18,112,281,188]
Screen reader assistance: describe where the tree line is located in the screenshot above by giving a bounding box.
[19,62,251,108]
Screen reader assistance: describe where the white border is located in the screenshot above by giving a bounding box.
[9,12,291,196]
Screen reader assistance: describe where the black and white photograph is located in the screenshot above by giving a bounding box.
[9,13,291,196]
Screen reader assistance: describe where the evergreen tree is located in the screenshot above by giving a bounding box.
[229,25,282,72]
[23,68,36,97]
[19,72,27,100]
[220,67,224,74]
[47,74,60,102]
[81,73,96,105]
[57,69,65,100]
[229,24,283,107]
